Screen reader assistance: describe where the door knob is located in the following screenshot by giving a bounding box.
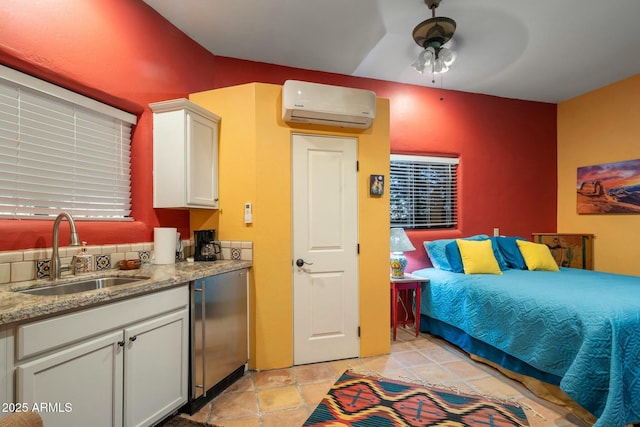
[296,258,313,267]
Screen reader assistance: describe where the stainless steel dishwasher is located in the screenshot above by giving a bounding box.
[183,268,248,414]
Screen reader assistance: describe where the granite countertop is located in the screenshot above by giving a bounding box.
[0,260,252,326]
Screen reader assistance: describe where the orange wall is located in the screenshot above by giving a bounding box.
[557,75,640,274]
[189,84,391,369]
[0,1,557,259]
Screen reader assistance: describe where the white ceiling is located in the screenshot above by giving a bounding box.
[143,0,640,103]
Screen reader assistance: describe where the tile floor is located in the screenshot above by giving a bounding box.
[178,327,589,427]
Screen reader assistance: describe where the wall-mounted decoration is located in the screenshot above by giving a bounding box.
[577,158,640,214]
[370,175,384,195]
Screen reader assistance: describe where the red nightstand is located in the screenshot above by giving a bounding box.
[390,273,429,340]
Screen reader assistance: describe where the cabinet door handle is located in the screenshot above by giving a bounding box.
[117,341,125,347]
[129,335,137,342]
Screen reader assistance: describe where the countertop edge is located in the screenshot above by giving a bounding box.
[0,260,252,327]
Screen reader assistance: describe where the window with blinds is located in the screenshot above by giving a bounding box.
[390,154,459,229]
[0,65,137,220]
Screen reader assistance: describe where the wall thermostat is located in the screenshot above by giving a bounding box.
[244,202,252,224]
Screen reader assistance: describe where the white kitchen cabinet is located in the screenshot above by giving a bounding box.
[150,98,221,209]
[17,330,124,427]
[124,310,188,427]
[15,286,188,427]
[0,325,14,419]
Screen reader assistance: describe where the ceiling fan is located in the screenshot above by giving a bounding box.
[411,0,457,74]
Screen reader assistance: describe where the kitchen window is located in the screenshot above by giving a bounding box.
[0,65,137,220]
[390,154,459,229]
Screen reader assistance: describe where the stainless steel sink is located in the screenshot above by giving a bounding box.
[18,276,149,296]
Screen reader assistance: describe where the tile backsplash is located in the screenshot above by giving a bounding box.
[0,240,252,284]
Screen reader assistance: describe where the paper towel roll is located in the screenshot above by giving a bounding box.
[154,227,177,264]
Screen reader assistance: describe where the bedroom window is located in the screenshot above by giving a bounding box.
[0,65,137,220]
[390,154,459,229]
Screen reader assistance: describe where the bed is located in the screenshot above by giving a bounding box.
[412,236,640,427]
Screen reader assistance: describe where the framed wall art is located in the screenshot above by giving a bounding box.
[370,174,384,195]
[577,158,640,214]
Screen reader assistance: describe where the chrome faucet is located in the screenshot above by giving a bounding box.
[50,212,81,280]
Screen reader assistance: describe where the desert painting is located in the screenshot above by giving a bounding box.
[577,158,640,214]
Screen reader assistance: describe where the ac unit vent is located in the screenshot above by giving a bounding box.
[282,80,376,129]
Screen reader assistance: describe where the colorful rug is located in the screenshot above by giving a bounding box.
[303,371,529,426]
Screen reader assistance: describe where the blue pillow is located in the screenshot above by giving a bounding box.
[424,239,455,270]
[490,237,510,271]
[444,241,464,272]
[495,236,528,270]
[446,237,509,273]
[424,234,489,271]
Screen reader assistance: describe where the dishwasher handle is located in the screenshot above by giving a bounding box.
[199,283,207,396]
[193,284,207,397]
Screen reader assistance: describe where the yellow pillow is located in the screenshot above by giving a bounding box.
[456,239,502,275]
[516,240,560,272]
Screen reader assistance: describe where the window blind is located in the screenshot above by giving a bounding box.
[0,65,137,220]
[390,154,459,229]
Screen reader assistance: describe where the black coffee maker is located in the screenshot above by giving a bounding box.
[194,229,221,261]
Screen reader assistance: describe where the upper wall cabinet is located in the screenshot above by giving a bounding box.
[150,99,221,209]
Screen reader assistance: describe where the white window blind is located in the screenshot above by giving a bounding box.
[390,154,459,229]
[0,65,137,220]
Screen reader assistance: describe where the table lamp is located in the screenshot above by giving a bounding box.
[390,228,416,278]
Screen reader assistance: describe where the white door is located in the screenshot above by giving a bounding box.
[292,133,359,365]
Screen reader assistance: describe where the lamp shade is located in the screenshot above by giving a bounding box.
[390,228,416,252]
[390,228,415,278]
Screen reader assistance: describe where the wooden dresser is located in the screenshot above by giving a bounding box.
[532,233,594,270]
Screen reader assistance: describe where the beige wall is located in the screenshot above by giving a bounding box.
[188,83,391,370]
[557,75,640,274]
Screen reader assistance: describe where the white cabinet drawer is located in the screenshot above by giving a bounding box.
[16,286,188,361]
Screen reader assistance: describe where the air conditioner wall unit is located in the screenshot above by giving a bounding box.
[282,80,376,129]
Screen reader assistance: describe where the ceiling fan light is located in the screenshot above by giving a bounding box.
[438,48,457,66]
[411,0,458,77]
[424,47,436,65]
[412,58,426,74]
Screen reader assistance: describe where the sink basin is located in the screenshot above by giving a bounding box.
[18,276,149,296]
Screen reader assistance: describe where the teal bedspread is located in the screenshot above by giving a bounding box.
[413,267,640,427]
